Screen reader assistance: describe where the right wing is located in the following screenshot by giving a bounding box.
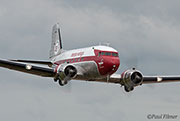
[0,59,55,77]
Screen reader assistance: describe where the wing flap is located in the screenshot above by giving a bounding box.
[0,60,55,77]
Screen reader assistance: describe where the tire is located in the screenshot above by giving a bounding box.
[58,80,65,86]
[58,80,68,86]
[124,86,134,92]
[54,78,58,82]
[124,86,130,92]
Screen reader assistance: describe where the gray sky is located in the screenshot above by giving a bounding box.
[0,0,180,121]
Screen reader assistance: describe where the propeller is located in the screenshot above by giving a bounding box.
[65,66,77,77]
[132,72,143,84]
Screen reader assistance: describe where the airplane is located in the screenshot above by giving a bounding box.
[0,23,180,92]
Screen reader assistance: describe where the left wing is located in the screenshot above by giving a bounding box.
[82,69,180,92]
[143,76,180,84]
[0,59,55,77]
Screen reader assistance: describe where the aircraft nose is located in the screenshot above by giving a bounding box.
[99,57,120,76]
[111,58,120,70]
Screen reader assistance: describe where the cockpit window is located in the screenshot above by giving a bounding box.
[105,52,111,56]
[98,52,118,57]
[101,52,105,55]
[112,53,118,57]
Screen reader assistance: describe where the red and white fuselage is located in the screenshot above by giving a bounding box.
[52,45,120,80]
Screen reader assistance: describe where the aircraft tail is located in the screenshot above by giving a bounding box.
[49,23,63,59]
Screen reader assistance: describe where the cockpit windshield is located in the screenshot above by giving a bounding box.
[98,52,118,57]
[112,53,118,57]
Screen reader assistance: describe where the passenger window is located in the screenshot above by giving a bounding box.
[78,58,80,61]
[71,59,73,62]
[81,57,84,61]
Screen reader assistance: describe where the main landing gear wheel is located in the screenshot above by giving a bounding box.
[54,78,58,82]
[58,79,68,86]
[124,86,134,92]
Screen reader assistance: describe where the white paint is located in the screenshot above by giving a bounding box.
[53,45,118,62]
[54,39,60,55]
[54,46,94,62]
[94,45,118,52]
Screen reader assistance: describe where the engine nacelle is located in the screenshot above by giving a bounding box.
[121,68,143,92]
[54,64,77,85]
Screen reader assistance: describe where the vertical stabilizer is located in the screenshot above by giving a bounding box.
[49,23,63,59]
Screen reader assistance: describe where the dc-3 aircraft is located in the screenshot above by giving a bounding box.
[0,23,180,92]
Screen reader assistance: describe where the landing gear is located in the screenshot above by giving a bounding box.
[54,74,59,82]
[58,79,68,86]
[124,86,134,92]
[54,78,58,82]
[54,76,68,86]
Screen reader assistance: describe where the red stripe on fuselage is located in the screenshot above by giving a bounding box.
[54,49,120,76]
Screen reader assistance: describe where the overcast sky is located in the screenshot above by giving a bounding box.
[0,0,180,121]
